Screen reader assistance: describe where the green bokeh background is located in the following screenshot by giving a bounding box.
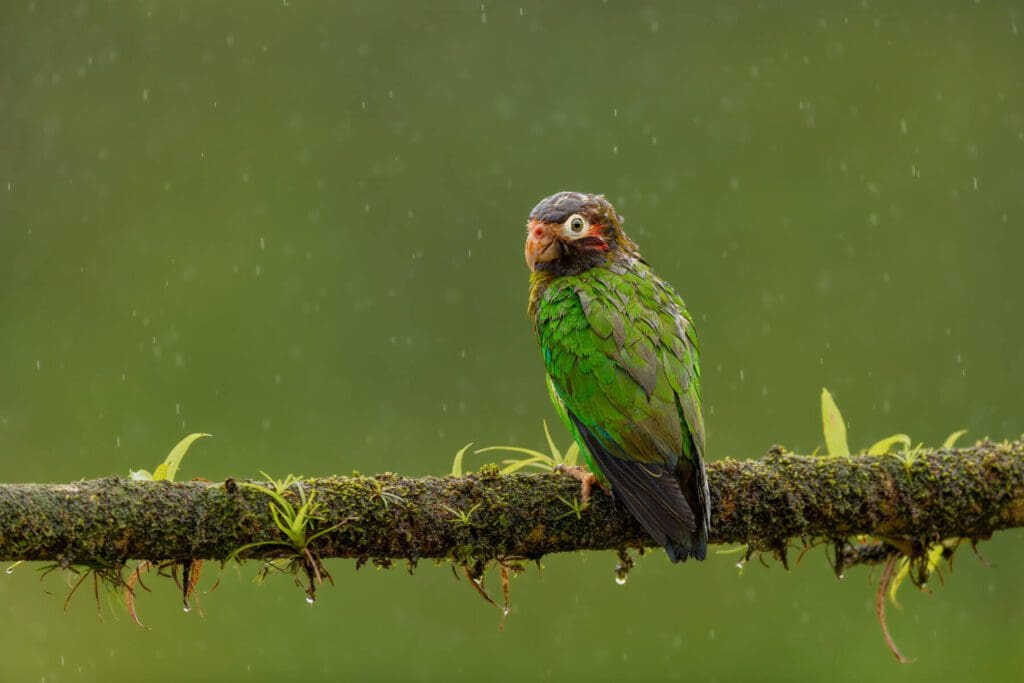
[2,2,1022,681]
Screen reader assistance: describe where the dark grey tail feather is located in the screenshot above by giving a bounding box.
[568,412,706,562]
[669,441,710,563]
[665,526,708,563]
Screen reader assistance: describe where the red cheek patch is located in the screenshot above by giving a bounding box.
[588,224,610,250]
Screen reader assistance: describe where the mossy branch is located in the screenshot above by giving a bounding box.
[1,439,1022,567]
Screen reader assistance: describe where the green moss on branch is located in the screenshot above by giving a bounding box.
[0,440,1021,566]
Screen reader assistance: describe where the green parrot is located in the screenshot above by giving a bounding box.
[524,191,709,562]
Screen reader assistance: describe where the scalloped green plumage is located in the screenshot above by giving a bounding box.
[532,257,709,561]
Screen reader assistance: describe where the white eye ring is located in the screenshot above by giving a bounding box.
[564,214,588,237]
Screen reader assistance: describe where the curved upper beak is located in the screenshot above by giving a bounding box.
[525,220,559,271]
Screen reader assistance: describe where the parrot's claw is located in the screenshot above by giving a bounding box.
[554,465,607,507]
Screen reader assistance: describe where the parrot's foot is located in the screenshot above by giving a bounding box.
[554,465,606,507]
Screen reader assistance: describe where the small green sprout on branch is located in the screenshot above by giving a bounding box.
[228,474,356,603]
[128,433,211,484]
[440,503,482,528]
[452,420,582,475]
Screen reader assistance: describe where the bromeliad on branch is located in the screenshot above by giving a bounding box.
[524,191,710,562]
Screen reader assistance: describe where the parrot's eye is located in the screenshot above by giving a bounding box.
[565,214,588,236]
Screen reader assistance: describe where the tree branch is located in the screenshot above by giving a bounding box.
[1,440,1021,567]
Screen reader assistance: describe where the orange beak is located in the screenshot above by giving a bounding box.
[525,220,560,271]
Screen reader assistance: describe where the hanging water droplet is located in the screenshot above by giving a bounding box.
[182,605,191,613]
[735,561,744,570]
[502,607,510,617]
[5,567,14,575]
[306,595,315,604]
[614,551,633,586]
[838,573,845,580]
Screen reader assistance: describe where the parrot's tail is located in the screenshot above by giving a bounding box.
[665,528,708,563]
[667,450,710,563]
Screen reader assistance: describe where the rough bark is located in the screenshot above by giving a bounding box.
[0,440,1021,567]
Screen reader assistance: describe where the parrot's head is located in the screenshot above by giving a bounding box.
[524,191,638,276]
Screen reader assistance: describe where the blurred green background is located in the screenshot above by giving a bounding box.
[1,1,1022,681]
